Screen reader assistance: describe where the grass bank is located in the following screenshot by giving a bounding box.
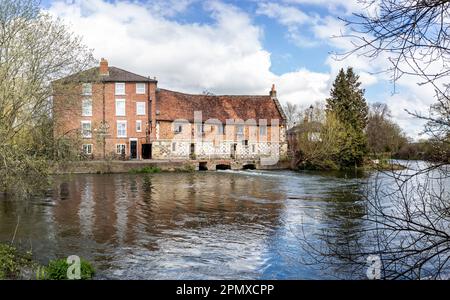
[0,243,95,280]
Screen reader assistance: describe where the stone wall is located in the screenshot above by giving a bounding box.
[53,160,198,174]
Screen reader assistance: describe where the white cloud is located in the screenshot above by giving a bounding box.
[256,2,319,47]
[284,0,363,15]
[47,0,329,107]
[276,69,330,106]
[256,2,310,26]
[47,0,438,140]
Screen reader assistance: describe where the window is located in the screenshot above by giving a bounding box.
[172,142,177,152]
[116,99,126,116]
[115,82,125,95]
[82,83,92,95]
[236,125,244,136]
[218,124,226,135]
[252,144,256,153]
[81,121,91,138]
[82,144,92,155]
[117,121,127,138]
[136,102,146,115]
[259,126,267,136]
[136,83,146,94]
[174,124,182,134]
[243,140,248,146]
[196,123,204,137]
[116,144,126,155]
[136,120,142,132]
[82,98,92,116]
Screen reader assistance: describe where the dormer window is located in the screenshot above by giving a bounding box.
[259,126,267,136]
[236,125,244,136]
[174,124,183,134]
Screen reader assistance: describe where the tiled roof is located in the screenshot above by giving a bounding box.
[156,89,286,125]
[56,66,157,83]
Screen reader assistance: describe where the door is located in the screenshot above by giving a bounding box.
[231,143,237,159]
[130,140,137,159]
[142,144,151,159]
[190,143,195,159]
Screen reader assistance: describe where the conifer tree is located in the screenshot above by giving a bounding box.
[326,67,368,167]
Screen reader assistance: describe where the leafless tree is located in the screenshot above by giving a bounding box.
[0,0,95,194]
[299,163,450,279]
[367,102,408,156]
[283,102,302,129]
[296,0,450,279]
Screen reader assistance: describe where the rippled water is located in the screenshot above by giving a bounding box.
[0,163,440,279]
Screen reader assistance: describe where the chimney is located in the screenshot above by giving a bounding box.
[269,84,277,98]
[99,58,109,76]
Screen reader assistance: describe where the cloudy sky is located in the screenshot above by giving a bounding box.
[41,0,435,139]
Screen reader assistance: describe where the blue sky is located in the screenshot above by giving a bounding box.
[42,0,435,139]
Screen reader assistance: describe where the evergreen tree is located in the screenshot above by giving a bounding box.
[326,67,369,167]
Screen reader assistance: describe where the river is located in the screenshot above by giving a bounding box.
[0,161,446,279]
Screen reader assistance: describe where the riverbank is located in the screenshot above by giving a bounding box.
[294,159,407,172]
[0,243,40,280]
[0,243,95,280]
[51,159,291,174]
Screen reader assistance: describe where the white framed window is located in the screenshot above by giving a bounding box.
[81,121,92,138]
[136,120,142,132]
[136,83,146,94]
[136,102,146,115]
[172,142,176,152]
[82,144,92,155]
[115,82,125,95]
[115,99,126,116]
[259,126,267,136]
[236,125,244,136]
[82,83,92,95]
[196,123,204,137]
[218,124,225,135]
[116,144,126,155]
[174,124,183,134]
[82,98,92,116]
[117,121,127,138]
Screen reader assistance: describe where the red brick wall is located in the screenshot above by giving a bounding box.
[53,81,156,159]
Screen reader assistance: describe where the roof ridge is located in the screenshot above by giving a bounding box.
[109,66,151,79]
[158,88,270,98]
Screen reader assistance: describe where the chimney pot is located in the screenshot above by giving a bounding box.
[99,58,109,76]
[270,84,277,98]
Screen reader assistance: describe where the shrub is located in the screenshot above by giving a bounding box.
[45,258,95,280]
[0,244,18,279]
[0,243,34,279]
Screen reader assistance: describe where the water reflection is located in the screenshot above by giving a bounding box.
[0,170,374,279]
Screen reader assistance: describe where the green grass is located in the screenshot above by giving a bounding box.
[0,243,95,280]
[45,258,95,280]
[128,166,162,174]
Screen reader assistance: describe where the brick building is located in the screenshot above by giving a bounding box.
[53,59,287,163]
